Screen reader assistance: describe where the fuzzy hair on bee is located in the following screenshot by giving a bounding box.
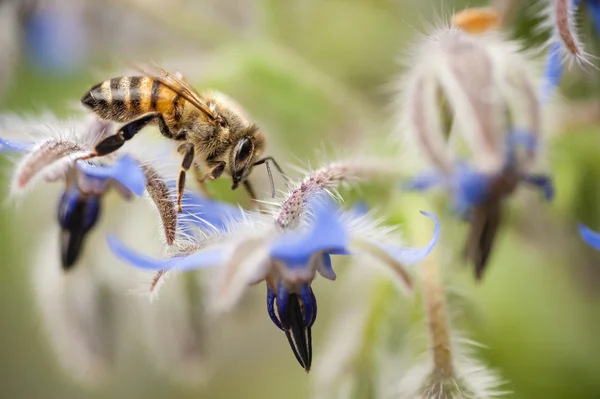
[79,64,283,213]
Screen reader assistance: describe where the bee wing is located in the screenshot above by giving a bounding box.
[136,62,217,121]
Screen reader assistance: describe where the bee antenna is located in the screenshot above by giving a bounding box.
[265,161,275,198]
[254,157,288,198]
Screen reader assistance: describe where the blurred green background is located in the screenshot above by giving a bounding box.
[2,0,600,398]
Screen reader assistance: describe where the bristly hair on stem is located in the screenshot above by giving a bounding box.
[542,0,593,67]
[273,157,403,229]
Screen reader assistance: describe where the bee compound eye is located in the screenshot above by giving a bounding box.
[235,138,253,163]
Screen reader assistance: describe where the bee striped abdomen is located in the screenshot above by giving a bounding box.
[82,76,157,123]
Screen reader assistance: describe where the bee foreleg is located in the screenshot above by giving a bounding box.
[207,162,226,180]
[176,143,195,213]
[83,112,160,159]
[189,162,226,202]
[192,165,212,198]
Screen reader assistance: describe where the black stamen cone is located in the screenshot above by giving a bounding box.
[60,230,85,270]
[58,194,100,271]
[283,293,312,372]
[464,201,502,280]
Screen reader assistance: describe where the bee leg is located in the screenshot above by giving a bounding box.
[243,180,263,213]
[207,162,226,180]
[192,162,226,198]
[192,165,213,199]
[176,143,195,213]
[80,112,160,160]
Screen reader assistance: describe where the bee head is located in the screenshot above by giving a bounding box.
[230,125,265,190]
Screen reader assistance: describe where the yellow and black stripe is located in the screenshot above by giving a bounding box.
[82,76,177,122]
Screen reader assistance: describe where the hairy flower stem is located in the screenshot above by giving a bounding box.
[276,159,399,229]
[405,199,454,380]
[421,251,453,380]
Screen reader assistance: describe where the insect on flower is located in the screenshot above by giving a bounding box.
[107,194,440,372]
[79,64,286,212]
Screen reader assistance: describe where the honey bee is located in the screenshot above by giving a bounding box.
[80,65,284,212]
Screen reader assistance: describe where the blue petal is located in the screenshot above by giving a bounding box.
[266,286,283,330]
[452,163,493,212]
[77,155,146,196]
[317,253,337,280]
[401,171,446,192]
[269,196,349,267]
[107,235,224,271]
[579,223,600,250]
[176,185,245,232]
[382,211,441,264]
[0,137,34,152]
[540,41,563,104]
[507,130,538,154]
[298,284,316,328]
[522,174,555,201]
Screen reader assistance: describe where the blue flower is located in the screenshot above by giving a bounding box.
[403,132,553,215]
[107,194,441,372]
[579,223,600,250]
[173,183,245,234]
[25,4,87,73]
[403,131,552,279]
[59,156,145,269]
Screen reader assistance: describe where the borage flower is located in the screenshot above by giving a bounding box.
[0,118,147,268]
[400,29,553,278]
[396,26,554,279]
[0,114,194,264]
[108,194,440,372]
[58,156,145,268]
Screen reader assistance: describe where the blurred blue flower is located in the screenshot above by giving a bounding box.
[108,194,440,372]
[403,131,552,279]
[579,223,600,250]
[59,155,145,270]
[403,132,553,216]
[25,4,88,73]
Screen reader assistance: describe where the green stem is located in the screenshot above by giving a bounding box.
[421,252,453,379]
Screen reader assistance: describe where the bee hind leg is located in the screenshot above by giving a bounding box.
[80,112,161,160]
